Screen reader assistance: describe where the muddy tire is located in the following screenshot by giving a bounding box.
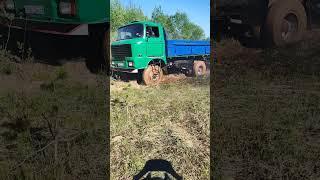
[86,26,109,74]
[193,61,206,77]
[142,65,163,85]
[263,0,307,46]
[102,29,110,74]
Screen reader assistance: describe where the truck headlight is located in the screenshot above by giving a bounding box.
[5,0,15,10]
[128,62,134,67]
[58,0,76,16]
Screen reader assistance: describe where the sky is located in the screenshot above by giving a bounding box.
[119,0,210,38]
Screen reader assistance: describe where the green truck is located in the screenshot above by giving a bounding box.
[0,0,109,71]
[111,21,210,85]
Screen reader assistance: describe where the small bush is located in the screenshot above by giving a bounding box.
[55,67,68,80]
[1,62,14,75]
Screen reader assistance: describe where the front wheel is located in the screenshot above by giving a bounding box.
[193,61,207,77]
[141,65,163,85]
[263,0,307,47]
[86,26,109,74]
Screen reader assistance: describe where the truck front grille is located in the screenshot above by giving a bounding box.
[111,44,132,60]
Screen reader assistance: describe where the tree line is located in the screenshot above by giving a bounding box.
[111,0,207,41]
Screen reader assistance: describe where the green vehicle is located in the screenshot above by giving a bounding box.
[111,21,210,85]
[0,0,110,72]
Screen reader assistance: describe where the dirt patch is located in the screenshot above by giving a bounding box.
[168,122,202,149]
[0,60,99,92]
[161,73,187,84]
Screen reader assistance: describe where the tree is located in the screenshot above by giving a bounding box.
[111,0,147,40]
[111,2,206,41]
[151,7,205,40]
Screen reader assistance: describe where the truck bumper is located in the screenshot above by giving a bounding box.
[0,17,89,36]
[111,68,139,74]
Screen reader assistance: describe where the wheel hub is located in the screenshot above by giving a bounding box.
[281,13,298,41]
[197,66,204,76]
[150,66,160,81]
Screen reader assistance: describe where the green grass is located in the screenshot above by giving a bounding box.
[111,78,210,179]
[212,39,320,179]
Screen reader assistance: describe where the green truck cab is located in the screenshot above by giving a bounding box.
[0,0,110,72]
[111,21,210,85]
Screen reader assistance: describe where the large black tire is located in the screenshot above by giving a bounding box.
[86,25,109,74]
[193,61,207,77]
[102,29,110,74]
[263,0,307,47]
[141,65,163,85]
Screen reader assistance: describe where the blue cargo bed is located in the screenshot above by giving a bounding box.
[166,40,210,58]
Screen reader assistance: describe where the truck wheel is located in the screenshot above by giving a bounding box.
[263,0,307,46]
[142,65,163,85]
[100,29,110,74]
[193,61,206,77]
[86,26,109,74]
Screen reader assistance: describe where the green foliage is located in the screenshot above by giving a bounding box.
[111,1,206,40]
[111,0,147,40]
[55,67,68,80]
[151,6,206,40]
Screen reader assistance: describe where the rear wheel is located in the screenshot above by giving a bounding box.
[263,0,307,46]
[142,65,163,85]
[193,61,206,77]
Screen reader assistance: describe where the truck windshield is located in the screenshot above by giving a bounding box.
[117,24,144,40]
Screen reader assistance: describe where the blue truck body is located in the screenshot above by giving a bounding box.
[166,40,210,58]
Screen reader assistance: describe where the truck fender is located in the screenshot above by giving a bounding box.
[147,59,166,68]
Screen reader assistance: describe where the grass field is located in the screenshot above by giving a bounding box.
[212,39,320,179]
[111,76,210,179]
[0,31,108,179]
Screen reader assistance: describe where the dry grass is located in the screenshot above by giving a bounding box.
[212,38,320,179]
[111,76,210,179]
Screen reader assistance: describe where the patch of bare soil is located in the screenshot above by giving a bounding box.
[161,73,187,84]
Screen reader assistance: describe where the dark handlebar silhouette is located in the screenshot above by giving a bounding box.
[133,159,183,180]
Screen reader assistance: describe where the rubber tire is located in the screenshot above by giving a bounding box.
[263,0,307,47]
[142,65,163,85]
[193,61,206,77]
[102,28,110,74]
[86,28,109,74]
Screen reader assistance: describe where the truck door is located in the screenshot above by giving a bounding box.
[146,25,164,58]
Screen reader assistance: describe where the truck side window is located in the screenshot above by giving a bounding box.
[146,26,159,38]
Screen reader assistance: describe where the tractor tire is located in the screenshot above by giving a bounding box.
[142,65,163,85]
[263,0,307,47]
[193,61,207,77]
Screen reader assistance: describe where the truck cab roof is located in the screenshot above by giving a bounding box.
[124,21,162,27]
